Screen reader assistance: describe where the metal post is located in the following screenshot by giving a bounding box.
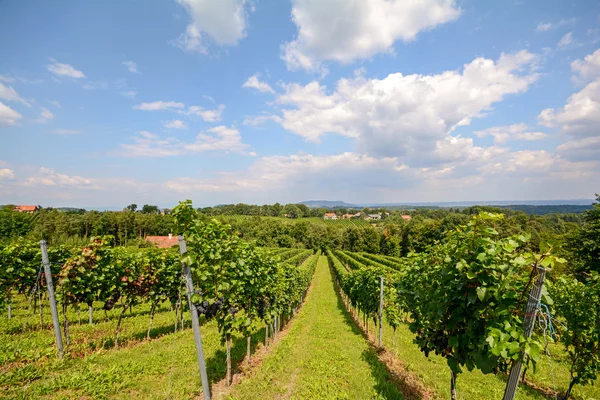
[179,236,211,400]
[40,240,64,359]
[379,276,384,348]
[502,266,546,400]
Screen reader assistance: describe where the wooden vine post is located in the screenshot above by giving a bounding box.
[40,240,64,359]
[379,276,384,348]
[178,235,211,400]
[502,266,547,400]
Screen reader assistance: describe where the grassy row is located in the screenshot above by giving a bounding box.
[360,252,406,270]
[228,256,405,399]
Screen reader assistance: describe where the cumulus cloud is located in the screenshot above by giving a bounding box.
[0,168,14,180]
[133,101,185,111]
[0,101,22,125]
[164,152,411,194]
[23,167,96,188]
[556,136,600,162]
[175,0,251,53]
[539,48,600,162]
[0,82,30,106]
[282,0,460,71]
[47,59,85,78]
[538,78,600,137]
[474,123,548,144]
[277,50,539,160]
[242,74,275,93]
[571,48,600,84]
[163,119,188,129]
[117,126,251,157]
[123,61,140,74]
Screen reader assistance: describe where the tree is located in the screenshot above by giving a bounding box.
[296,203,310,218]
[141,204,160,215]
[283,204,301,219]
[125,204,138,212]
[565,194,600,279]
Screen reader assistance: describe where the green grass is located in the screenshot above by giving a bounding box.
[227,256,404,400]
[378,321,549,400]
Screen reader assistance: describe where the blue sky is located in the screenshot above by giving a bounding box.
[1,0,599,208]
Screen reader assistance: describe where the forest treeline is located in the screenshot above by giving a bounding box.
[0,202,586,256]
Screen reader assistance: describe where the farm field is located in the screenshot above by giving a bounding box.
[1,248,598,399]
[1,206,599,400]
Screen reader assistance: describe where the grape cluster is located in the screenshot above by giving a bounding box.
[195,297,224,319]
[257,298,268,319]
[103,293,121,311]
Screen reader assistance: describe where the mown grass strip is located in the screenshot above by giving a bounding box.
[227,256,405,400]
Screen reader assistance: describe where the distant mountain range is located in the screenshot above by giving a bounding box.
[300,199,595,209]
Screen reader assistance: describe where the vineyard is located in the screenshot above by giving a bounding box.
[0,205,599,399]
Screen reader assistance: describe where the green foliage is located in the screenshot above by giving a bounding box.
[173,200,317,345]
[564,194,600,279]
[550,274,600,398]
[400,212,567,384]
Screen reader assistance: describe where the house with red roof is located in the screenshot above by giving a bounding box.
[13,205,39,213]
[146,234,178,248]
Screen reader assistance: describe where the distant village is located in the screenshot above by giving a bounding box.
[322,211,411,221]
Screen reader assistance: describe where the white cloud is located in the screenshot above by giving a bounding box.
[133,101,185,111]
[277,50,539,160]
[282,0,460,71]
[182,104,225,121]
[123,61,140,74]
[558,32,573,48]
[0,82,30,106]
[121,90,137,98]
[164,152,410,194]
[571,48,600,84]
[556,136,600,162]
[0,168,14,180]
[535,18,577,33]
[536,22,552,32]
[540,48,600,162]
[242,74,275,93]
[23,167,96,188]
[51,129,82,135]
[175,0,251,53]
[539,79,600,137]
[48,100,61,108]
[243,114,283,127]
[474,123,548,144]
[0,74,43,84]
[117,125,251,157]
[133,100,223,121]
[47,59,85,79]
[0,101,22,125]
[163,119,188,129]
[35,107,54,124]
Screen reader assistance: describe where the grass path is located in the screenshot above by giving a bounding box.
[227,256,404,400]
